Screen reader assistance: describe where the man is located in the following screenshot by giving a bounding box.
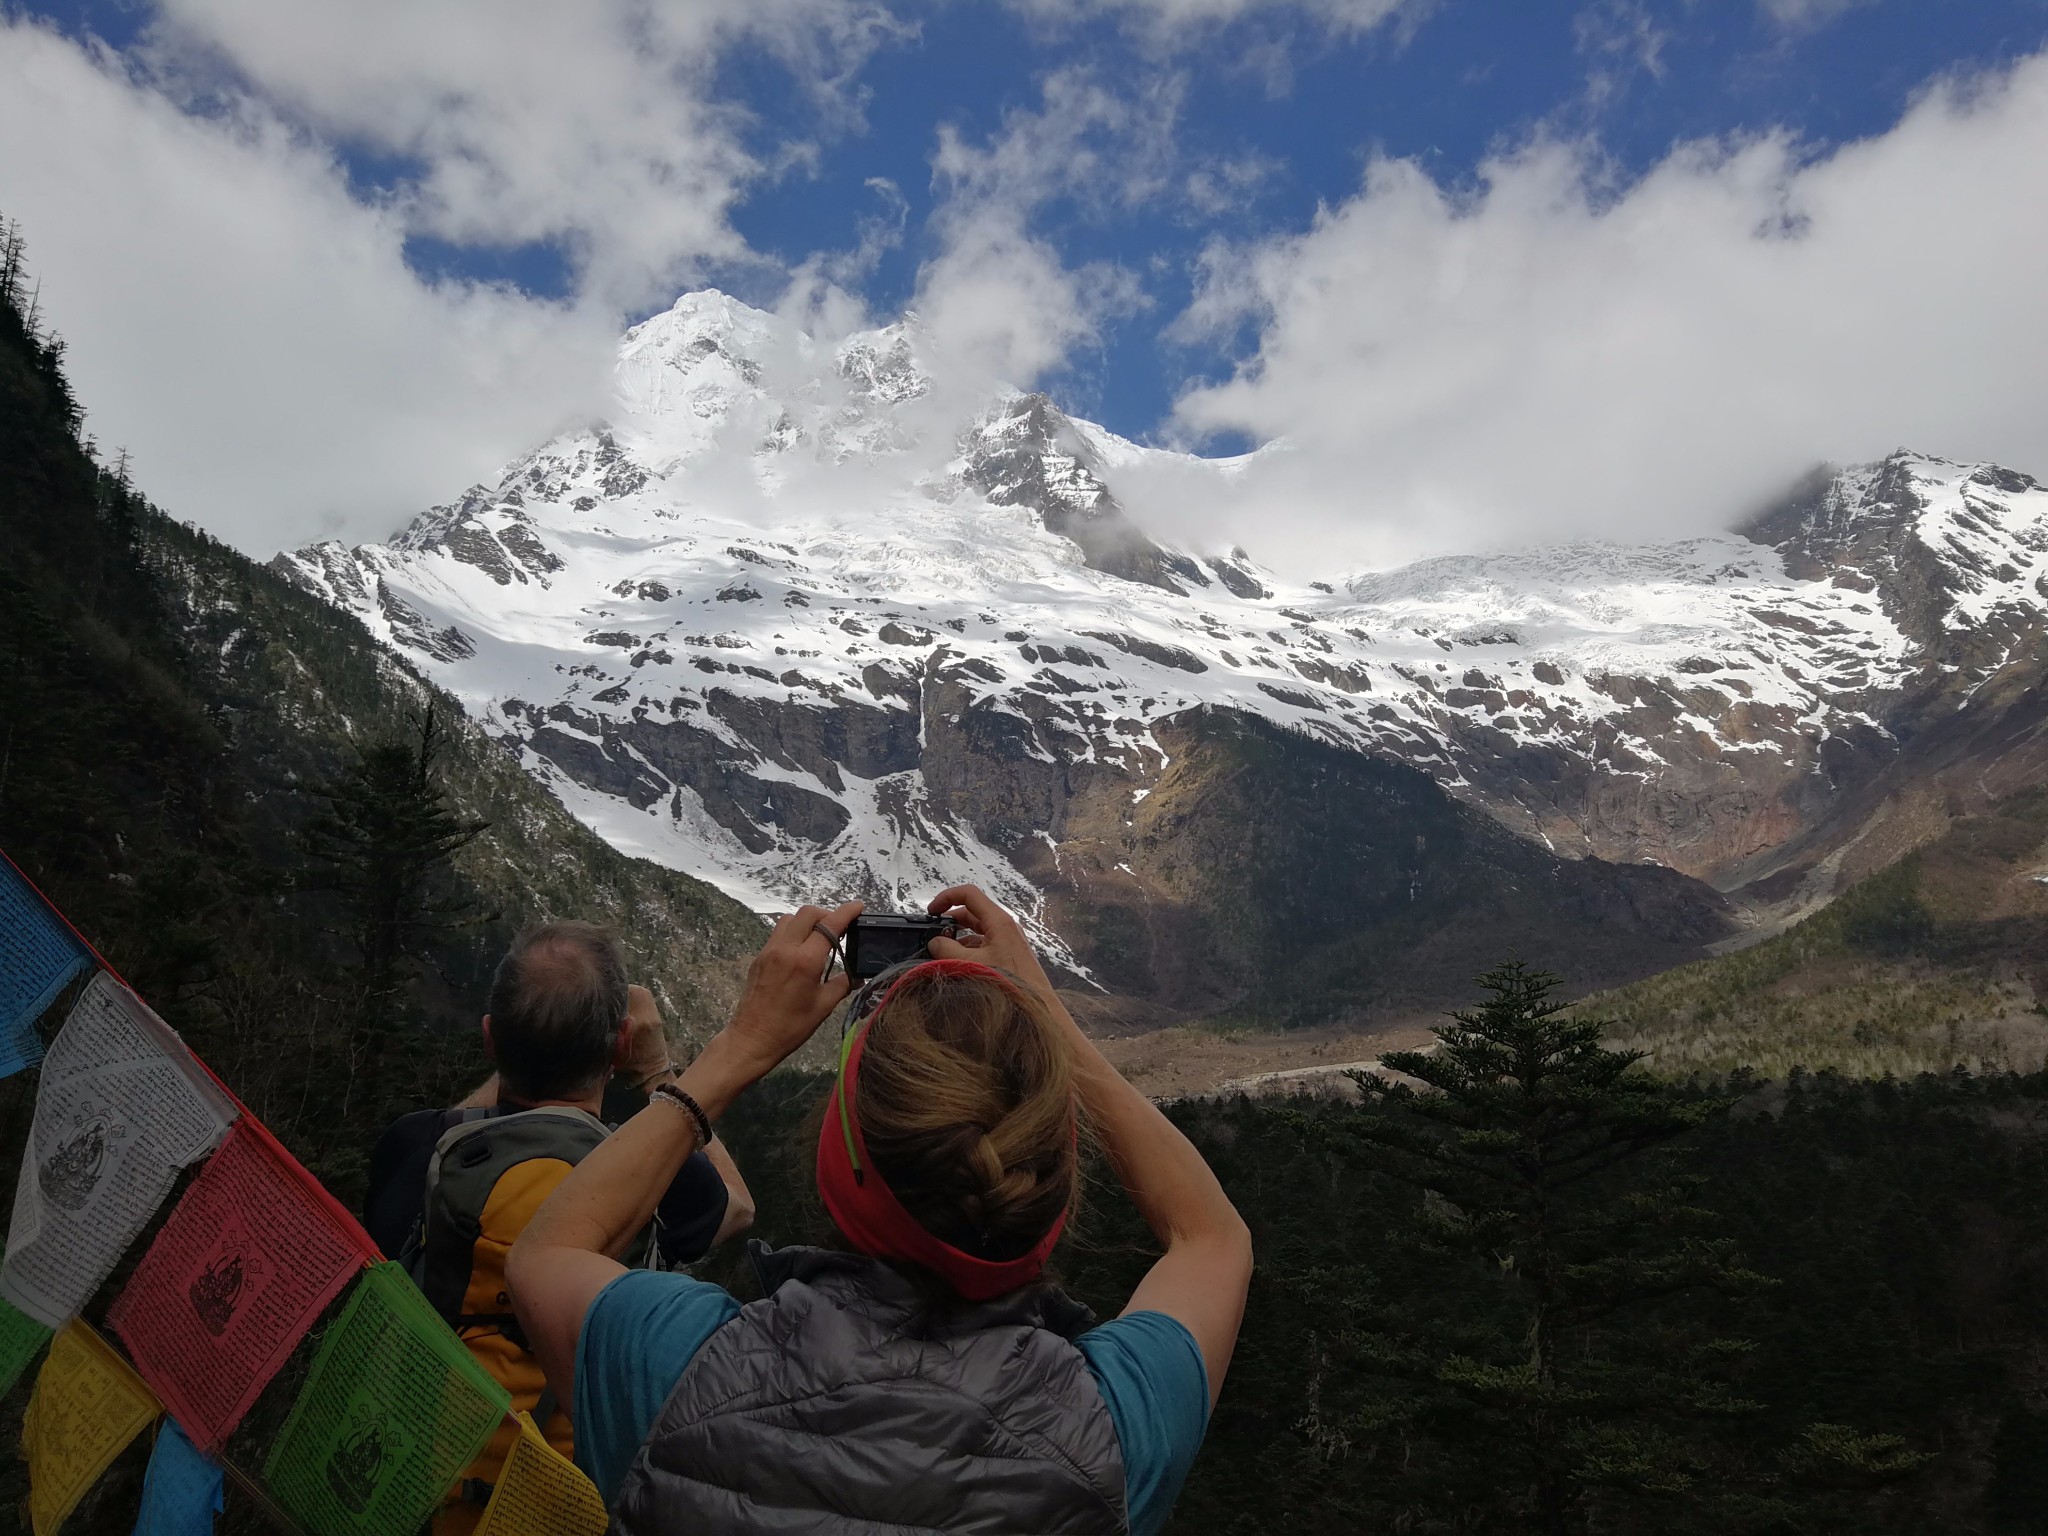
[364,920,752,1533]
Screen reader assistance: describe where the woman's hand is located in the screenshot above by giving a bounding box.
[508,898,860,1407]
[926,884,1055,995]
[932,882,1250,1410]
[721,900,864,1080]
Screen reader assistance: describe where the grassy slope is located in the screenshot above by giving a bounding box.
[1583,789,2048,1077]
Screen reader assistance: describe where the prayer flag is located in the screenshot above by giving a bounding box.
[0,1285,52,1397]
[474,1412,608,1536]
[110,1118,375,1450]
[1,973,238,1327]
[0,854,90,1079]
[133,1419,225,1536]
[264,1262,511,1536]
[21,1320,161,1536]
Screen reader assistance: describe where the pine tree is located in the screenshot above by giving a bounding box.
[0,218,25,310]
[299,703,489,1007]
[1330,962,1771,1534]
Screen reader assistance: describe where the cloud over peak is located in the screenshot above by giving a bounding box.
[1159,51,2048,571]
[139,0,906,308]
[1,0,2043,576]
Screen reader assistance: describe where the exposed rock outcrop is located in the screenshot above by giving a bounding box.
[271,290,2048,1019]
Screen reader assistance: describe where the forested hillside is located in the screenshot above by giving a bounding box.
[0,220,764,1205]
[712,1050,2048,1535]
[1590,786,2048,1078]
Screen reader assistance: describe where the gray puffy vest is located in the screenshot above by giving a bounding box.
[610,1243,1130,1535]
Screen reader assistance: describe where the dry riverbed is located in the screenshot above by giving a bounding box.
[1089,1016,1439,1100]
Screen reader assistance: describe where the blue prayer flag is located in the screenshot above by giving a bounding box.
[0,857,90,1079]
[134,1419,225,1536]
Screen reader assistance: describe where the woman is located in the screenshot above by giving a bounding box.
[507,884,1252,1535]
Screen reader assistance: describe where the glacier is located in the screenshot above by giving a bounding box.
[272,290,2048,961]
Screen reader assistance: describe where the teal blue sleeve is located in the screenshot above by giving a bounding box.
[572,1269,743,1506]
[1076,1312,1211,1536]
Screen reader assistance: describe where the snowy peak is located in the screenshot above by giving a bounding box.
[956,392,1213,596]
[834,320,930,406]
[618,290,783,402]
[613,293,788,459]
[1747,449,2048,661]
[610,292,945,472]
[269,291,2048,981]
[1749,449,2043,578]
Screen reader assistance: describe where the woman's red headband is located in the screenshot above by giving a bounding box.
[814,958,1068,1300]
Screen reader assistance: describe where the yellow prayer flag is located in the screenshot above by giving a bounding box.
[474,1412,608,1536]
[21,1320,161,1536]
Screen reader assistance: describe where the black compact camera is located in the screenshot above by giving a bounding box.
[843,913,958,980]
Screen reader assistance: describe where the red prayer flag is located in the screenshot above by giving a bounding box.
[109,1119,377,1451]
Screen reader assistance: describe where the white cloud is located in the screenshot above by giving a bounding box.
[1756,0,1867,34]
[18,0,2027,592]
[0,1,891,555]
[930,68,1190,221]
[1007,0,1416,40]
[1158,51,2048,575]
[143,0,901,307]
[0,19,624,551]
[1185,152,1284,216]
[910,68,1169,393]
[0,2,1192,558]
[1574,0,1668,107]
[915,208,1147,390]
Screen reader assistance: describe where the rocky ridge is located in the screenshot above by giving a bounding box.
[272,291,2048,1019]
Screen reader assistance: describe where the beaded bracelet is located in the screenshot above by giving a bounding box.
[650,1081,715,1145]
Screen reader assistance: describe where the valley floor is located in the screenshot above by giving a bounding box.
[1092,1014,1437,1099]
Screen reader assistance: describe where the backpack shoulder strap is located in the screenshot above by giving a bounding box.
[394,1107,495,1277]
[414,1105,613,1330]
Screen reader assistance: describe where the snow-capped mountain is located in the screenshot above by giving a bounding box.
[272,291,2048,1017]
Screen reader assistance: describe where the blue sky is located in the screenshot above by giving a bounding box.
[3,0,2047,560]
[713,0,2048,435]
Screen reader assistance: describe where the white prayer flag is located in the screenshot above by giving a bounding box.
[1,973,237,1328]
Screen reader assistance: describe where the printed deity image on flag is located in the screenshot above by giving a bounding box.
[111,1120,371,1452]
[2,974,236,1329]
[265,1264,507,1536]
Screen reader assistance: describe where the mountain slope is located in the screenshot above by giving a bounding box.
[0,262,763,1198]
[1046,709,1726,1025]
[272,289,2048,1023]
[1589,785,2048,1078]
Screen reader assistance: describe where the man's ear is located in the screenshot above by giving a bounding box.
[611,1021,635,1070]
[481,1016,498,1063]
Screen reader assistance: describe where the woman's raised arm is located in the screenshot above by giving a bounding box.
[928,886,1253,1408]
[506,901,860,1402]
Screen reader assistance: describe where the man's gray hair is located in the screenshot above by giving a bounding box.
[488,920,629,1102]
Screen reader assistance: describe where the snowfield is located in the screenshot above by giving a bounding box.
[273,290,2048,919]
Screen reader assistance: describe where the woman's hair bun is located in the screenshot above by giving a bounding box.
[855,966,1079,1263]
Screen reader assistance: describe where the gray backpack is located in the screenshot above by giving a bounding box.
[403,1104,657,1338]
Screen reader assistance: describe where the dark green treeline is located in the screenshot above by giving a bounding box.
[713,1058,2048,1535]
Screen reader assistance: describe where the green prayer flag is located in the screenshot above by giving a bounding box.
[263,1262,509,1536]
[0,1290,51,1397]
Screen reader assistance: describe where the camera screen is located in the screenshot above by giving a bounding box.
[847,919,941,979]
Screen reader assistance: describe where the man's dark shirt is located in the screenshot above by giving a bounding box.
[363,1086,728,1268]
